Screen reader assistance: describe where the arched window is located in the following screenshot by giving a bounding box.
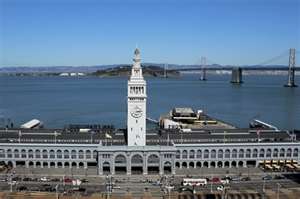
[266,149,272,157]
[286,148,292,157]
[211,150,216,159]
[253,149,258,158]
[204,150,209,159]
[273,148,278,157]
[293,148,298,157]
[148,154,159,164]
[246,149,251,158]
[259,149,265,158]
[28,150,34,158]
[21,149,27,158]
[86,150,91,159]
[49,150,55,159]
[182,150,187,159]
[57,150,62,159]
[35,149,41,158]
[64,150,69,159]
[176,150,180,159]
[14,149,19,158]
[239,149,244,158]
[71,150,77,159]
[279,148,285,157]
[7,149,12,158]
[115,154,127,164]
[42,150,48,158]
[79,150,84,159]
[225,149,230,158]
[232,149,237,158]
[131,154,143,164]
[93,150,97,159]
[189,150,195,159]
[0,149,5,158]
[196,150,202,158]
[218,149,223,159]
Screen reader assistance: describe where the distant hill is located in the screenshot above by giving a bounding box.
[92,65,179,77]
[0,64,298,75]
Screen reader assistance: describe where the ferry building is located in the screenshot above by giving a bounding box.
[0,49,299,175]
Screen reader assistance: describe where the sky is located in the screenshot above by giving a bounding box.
[0,0,299,67]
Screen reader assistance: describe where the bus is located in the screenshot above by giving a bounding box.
[182,178,207,186]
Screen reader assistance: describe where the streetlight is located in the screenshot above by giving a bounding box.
[55,184,59,199]
[277,183,281,199]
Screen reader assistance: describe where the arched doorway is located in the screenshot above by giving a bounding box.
[182,162,187,168]
[196,162,201,168]
[164,162,172,174]
[224,161,230,168]
[231,161,237,168]
[238,161,244,168]
[115,154,127,174]
[131,154,143,174]
[210,161,216,168]
[203,161,209,168]
[103,162,111,174]
[217,161,223,168]
[189,162,195,168]
[147,154,160,174]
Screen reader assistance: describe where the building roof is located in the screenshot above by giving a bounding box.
[0,128,297,146]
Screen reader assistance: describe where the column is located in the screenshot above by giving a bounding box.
[98,155,103,175]
[111,159,115,175]
[159,153,163,175]
[143,153,147,175]
[171,154,176,175]
[126,153,131,175]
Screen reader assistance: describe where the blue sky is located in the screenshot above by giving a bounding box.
[0,0,299,66]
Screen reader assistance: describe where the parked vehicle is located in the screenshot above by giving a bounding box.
[262,175,272,180]
[64,178,72,183]
[182,178,207,186]
[211,177,221,184]
[40,177,50,182]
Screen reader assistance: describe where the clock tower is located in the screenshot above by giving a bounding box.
[127,48,147,146]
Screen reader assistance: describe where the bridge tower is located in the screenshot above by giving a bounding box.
[285,48,297,87]
[200,56,207,81]
[164,63,168,78]
[231,67,243,84]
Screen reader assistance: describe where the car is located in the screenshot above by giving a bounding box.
[12,176,21,181]
[262,175,272,180]
[211,177,221,183]
[241,177,251,181]
[23,177,31,181]
[274,175,285,180]
[0,178,7,182]
[64,178,72,183]
[51,178,60,182]
[18,186,27,191]
[40,177,50,182]
[81,178,89,183]
[231,176,241,182]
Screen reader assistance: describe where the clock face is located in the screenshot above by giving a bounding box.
[130,106,143,118]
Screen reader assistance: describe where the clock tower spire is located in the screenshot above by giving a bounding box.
[127,48,147,146]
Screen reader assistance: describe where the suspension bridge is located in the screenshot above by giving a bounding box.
[164,48,299,87]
